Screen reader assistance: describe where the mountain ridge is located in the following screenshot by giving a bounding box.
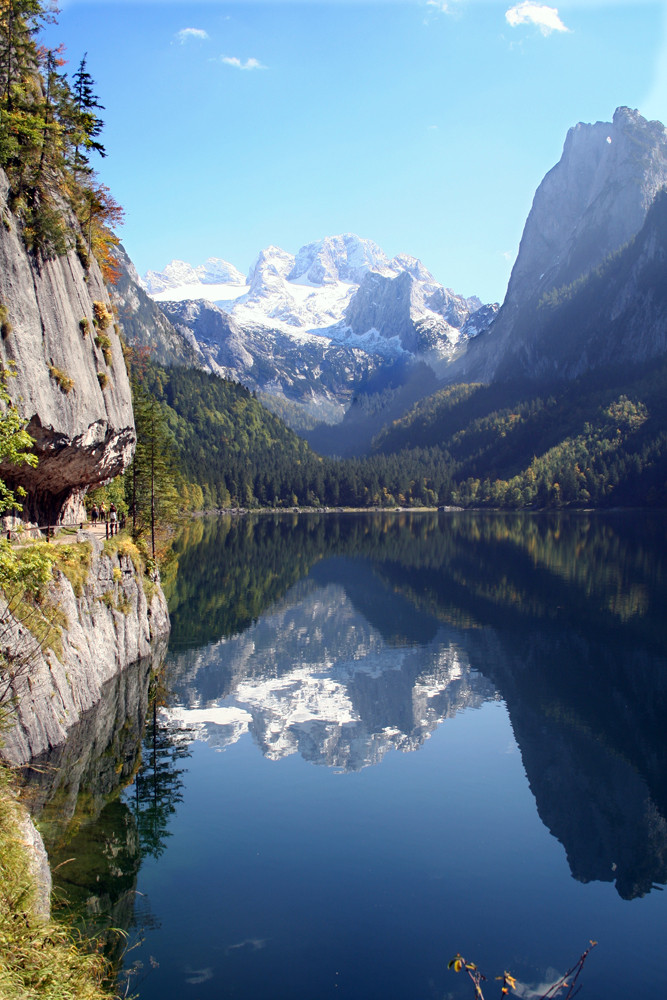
[141,232,495,426]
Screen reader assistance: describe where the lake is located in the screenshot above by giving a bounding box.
[25,511,667,999]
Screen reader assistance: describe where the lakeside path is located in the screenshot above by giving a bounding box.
[6,521,121,546]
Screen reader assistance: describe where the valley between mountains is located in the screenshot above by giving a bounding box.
[110,106,667,507]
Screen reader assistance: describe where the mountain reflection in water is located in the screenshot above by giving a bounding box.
[163,511,667,900]
[22,511,667,1000]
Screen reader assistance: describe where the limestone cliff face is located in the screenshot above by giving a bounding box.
[492,189,667,379]
[452,107,667,382]
[0,169,134,523]
[505,107,667,310]
[1,531,169,765]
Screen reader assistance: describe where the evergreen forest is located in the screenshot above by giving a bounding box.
[130,355,667,513]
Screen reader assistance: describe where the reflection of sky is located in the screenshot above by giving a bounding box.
[164,579,497,770]
[129,523,667,1000]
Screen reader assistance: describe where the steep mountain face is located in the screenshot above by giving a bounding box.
[0,170,134,523]
[493,189,667,379]
[111,244,199,368]
[345,268,485,359]
[159,298,392,424]
[144,234,494,425]
[454,107,667,382]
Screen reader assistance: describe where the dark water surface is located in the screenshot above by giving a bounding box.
[28,512,667,999]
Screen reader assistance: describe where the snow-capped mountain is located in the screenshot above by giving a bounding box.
[141,234,495,428]
[143,234,489,348]
[143,256,246,298]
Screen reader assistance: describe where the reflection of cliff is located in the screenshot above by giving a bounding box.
[21,656,154,953]
[475,627,667,900]
[165,564,497,771]
[24,655,154,825]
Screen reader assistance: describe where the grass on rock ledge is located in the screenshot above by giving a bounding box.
[102,531,158,600]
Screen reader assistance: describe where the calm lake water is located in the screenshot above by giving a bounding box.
[25,511,667,999]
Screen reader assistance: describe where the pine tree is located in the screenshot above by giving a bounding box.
[34,44,66,183]
[0,0,53,174]
[69,52,105,176]
[126,378,182,560]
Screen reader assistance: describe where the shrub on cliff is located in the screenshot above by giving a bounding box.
[0,364,37,513]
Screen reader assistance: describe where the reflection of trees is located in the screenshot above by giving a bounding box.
[47,798,142,968]
[164,515,322,647]
[166,511,667,651]
[129,674,192,860]
[164,510,667,898]
[20,658,194,988]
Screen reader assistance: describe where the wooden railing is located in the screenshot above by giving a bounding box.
[6,516,125,542]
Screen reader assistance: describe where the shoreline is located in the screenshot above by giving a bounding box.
[186,504,660,518]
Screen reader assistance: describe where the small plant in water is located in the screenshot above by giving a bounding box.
[448,942,597,999]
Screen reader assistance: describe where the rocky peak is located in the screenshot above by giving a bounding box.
[345,268,486,357]
[388,254,433,282]
[507,106,667,312]
[143,259,199,294]
[247,245,295,292]
[288,234,390,286]
[196,257,245,286]
[450,107,667,382]
[142,256,245,295]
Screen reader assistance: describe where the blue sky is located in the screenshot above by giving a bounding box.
[45,1,667,302]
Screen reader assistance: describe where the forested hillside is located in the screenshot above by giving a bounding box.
[135,357,667,511]
[372,361,667,507]
[136,361,453,509]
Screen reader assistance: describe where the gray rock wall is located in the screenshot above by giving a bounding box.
[0,169,135,523]
[13,803,51,919]
[451,107,667,382]
[1,530,170,765]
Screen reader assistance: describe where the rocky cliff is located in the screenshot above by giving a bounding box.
[111,243,200,369]
[453,107,667,382]
[344,268,486,360]
[1,532,169,765]
[493,189,667,379]
[0,169,135,523]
